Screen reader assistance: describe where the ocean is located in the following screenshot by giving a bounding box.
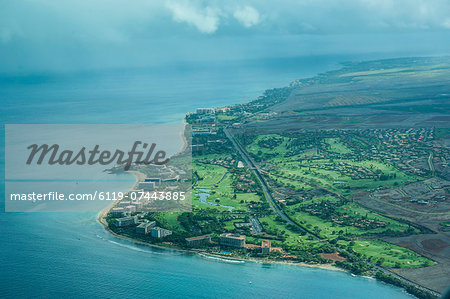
[0,55,415,298]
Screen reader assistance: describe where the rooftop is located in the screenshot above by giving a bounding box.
[220,233,245,240]
[185,235,211,241]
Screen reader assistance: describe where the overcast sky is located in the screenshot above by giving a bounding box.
[1,0,450,73]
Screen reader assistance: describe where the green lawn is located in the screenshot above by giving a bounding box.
[246,134,292,157]
[268,158,419,194]
[195,163,228,187]
[259,214,315,247]
[193,163,261,211]
[325,138,353,154]
[285,197,417,239]
[155,212,182,231]
[349,239,435,268]
[217,114,237,121]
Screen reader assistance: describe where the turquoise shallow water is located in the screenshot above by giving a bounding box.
[0,56,415,298]
[0,212,414,298]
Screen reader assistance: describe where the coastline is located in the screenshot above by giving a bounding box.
[95,140,436,299]
[98,123,189,240]
[97,169,343,273]
[93,66,442,298]
[97,170,145,231]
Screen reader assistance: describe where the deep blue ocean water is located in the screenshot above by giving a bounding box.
[0,55,415,298]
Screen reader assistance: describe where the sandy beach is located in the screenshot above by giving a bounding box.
[97,170,145,229]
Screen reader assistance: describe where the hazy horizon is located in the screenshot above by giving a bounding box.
[1,0,450,73]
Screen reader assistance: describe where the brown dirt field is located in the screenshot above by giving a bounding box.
[383,233,450,293]
[398,241,414,249]
[320,252,347,261]
[421,239,450,254]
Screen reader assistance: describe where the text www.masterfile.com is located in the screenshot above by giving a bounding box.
[9,191,187,201]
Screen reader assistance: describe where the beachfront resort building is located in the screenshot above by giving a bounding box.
[196,108,215,114]
[124,205,136,213]
[129,201,143,210]
[151,227,172,238]
[220,233,246,248]
[138,182,155,191]
[185,235,211,247]
[111,207,125,217]
[119,201,131,207]
[114,216,137,227]
[136,221,156,234]
[144,178,161,186]
[261,240,271,254]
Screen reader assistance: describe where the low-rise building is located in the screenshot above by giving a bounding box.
[196,108,215,114]
[129,201,143,210]
[138,182,155,191]
[136,221,156,234]
[151,227,172,238]
[124,205,136,213]
[111,207,125,217]
[114,216,137,227]
[261,240,271,254]
[162,177,180,183]
[144,178,161,186]
[220,233,246,248]
[118,200,131,207]
[185,235,211,247]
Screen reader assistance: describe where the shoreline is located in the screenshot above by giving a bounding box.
[94,67,442,298]
[97,169,344,273]
[97,170,145,231]
[95,144,438,299]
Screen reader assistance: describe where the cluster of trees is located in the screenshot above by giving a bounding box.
[298,200,389,231]
[257,136,283,149]
[192,129,234,156]
[244,87,293,113]
[378,172,397,180]
[375,271,437,299]
[334,251,372,275]
[177,210,225,236]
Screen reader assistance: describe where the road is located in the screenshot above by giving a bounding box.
[428,152,435,175]
[224,127,298,227]
[223,126,441,297]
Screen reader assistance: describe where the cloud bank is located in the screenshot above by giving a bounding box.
[233,6,261,28]
[165,1,261,33]
[166,1,221,34]
[1,0,450,72]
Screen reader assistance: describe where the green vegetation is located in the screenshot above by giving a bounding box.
[109,57,450,299]
[217,114,238,121]
[440,221,450,232]
[349,239,434,268]
[325,138,353,154]
[195,163,228,187]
